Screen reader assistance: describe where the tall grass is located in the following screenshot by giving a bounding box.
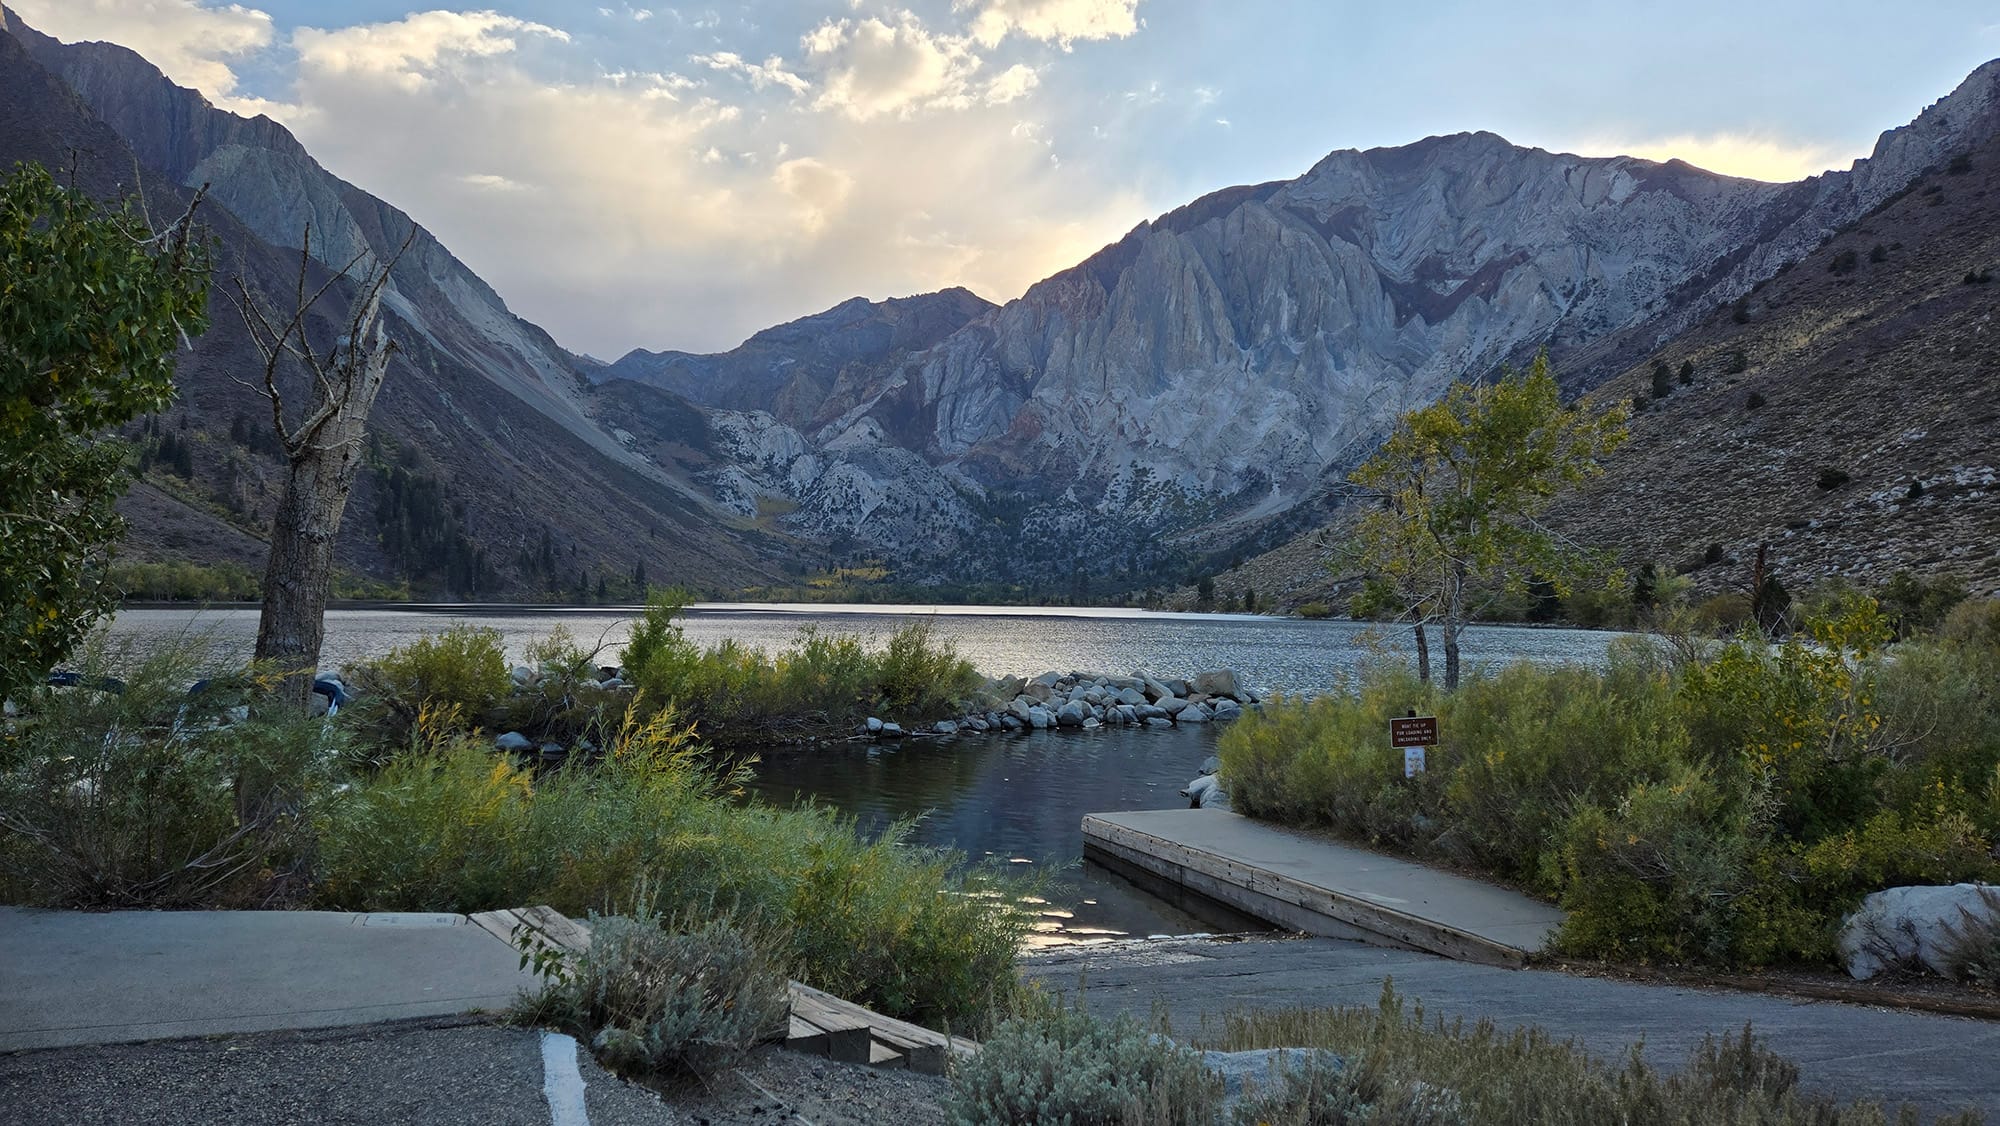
[315,706,1029,1033]
[1219,600,2000,968]
[0,637,335,907]
[619,591,980,745]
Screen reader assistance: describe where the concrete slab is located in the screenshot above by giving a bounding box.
[1083,809,1564,965]
[0,908,543,1051]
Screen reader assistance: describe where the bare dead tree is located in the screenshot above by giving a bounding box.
[234,228,412,708]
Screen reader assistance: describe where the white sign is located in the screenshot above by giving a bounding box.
[1403,746,1426,778]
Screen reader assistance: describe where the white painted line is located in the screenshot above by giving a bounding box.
[541,1031,591,1126]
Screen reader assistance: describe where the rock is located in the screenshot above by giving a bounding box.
[1026,706,1054,730]
[1025,681,1055,702]
[1083,717,1102,730]
[1194,669,1242,700]
[1176,776,1224,812]
[1143,679,1174,703]
[495,731,533,752]
[1069,685,1093,704]
[934,720,959,735]
[1212,699,1244,721]
[995,674,1026,698]
[1116,705,1139,725]
[1838,883,2000,980]
[967,716,990,732]
[1137,704,1168,721]
[1056,701,1087,728]
[999,714,1025,731]
[537,742,564,758]
[1115,686,1148,707]
[225,704,251,724]
[1158,696,1189,716]
[1165,679,1191,697]
[1195,1048,1340,1111]
[1177,704,1211,724]
[1144,716,1174,728]
[1032,671,1062,688]
[1200,755,1221,775]
[866,716,885,733]
[1008,698,1037,723]
[879,722,906,738]
[510,665,536,688]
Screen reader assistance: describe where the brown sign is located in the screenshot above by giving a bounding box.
[1390,716,1438,747]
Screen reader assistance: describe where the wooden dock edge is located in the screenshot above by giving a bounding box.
[1082,815,1530,969]
[476,906,977,1075]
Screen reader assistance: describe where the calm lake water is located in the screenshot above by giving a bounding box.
[106,604,1620,943]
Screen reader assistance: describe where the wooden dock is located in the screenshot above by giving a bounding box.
[472,906,975,1075]
[1082,809,1565,968]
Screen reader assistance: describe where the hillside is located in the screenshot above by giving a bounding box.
[1550,139,2000,598]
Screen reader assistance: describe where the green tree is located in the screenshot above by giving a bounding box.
[0,163,209,698]
[1349,353,1627,688]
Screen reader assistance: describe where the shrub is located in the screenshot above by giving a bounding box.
[947,1002,1222,1126]
[1947,152,1973,175]
[876,619,977,716]
[1650,360,1673,399]
[519,910,791,1078]
[350,625,511,747]
[0,637,334,907]
[315,708,1030,1033]
[1745,390,1766,410]
[1295,602,1333,620]
[1214,983,1975,1125]
[1728,350,1750,375]
[1878,571,1968,638]
[1828,248,1858,275]
[1817,466,1852,490]
[1869,244,1888,264]
[1938,887,2000,985]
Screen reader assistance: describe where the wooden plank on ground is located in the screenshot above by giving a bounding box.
[516,905,593,954]
[787,981,977,1075]
[787,989,872,1064]
[467,909,525,949]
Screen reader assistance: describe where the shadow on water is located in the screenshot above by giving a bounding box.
[743,723,1273,946]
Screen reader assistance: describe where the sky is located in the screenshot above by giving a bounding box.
[16,1,2000,358]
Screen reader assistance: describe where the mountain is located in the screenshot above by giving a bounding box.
[613,60,2000,591]
[1,8,781,596]
[1548,133,2000,598]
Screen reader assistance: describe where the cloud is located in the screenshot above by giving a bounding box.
[8,0,272,98]
[803,11,983,120]
[984,63,1039,104]
[691,50,809,95]
[293,10,568,91]
[962,0,1141,49]
[211,7,1153,356]
[1585,132,1853,183]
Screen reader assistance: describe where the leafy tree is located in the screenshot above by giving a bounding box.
[0,163,208,698]
[1195,575,1215,608]
[1348,353,1627,688]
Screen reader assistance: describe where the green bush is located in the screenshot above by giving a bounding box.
[1215,983,1978,1125]
[947,1001,1222,1125]
[1218,599,2000,969]
[349,624,511,746]
[0,637,334,907]
[519,910,790,1078]
[1294,602,1333,620]
[620,594,978,744]
[315,708,1029,1033]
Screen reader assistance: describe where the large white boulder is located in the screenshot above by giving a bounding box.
[1837,883,2000,980]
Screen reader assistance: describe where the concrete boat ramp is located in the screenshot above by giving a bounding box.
[1082,808,1564,967]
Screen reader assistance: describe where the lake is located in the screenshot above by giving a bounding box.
[106,603,1621,943]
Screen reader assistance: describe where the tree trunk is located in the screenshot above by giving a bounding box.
[1413,621,1431,684]
[254,417,370,708]
[1442,562,1466,690]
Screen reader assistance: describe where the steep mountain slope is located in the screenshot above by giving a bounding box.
[655,61,2000,586]
[0,10,780,596]
[1549,138,2000,598]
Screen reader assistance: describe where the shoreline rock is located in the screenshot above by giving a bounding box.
[861,667,1260,743]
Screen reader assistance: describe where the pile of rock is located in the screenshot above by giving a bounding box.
[864,668,1258,739]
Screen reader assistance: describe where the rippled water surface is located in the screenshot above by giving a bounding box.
[107,604,1620,942]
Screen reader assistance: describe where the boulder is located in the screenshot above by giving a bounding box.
[1158,696,1189,716]
[995,674,1026,698]
[1165,678,1191,697]
[967,716,991,733]
[1194,669,1242,700]
[1212,699,1244,721]
[494,731,533,752]
[1115,687,1148,707]
[1838,883,2000,980]
[1025,681,1055,702]
[1083,717,1103,730]
[866,716,885,734]
[1182,774,1230,808]
[1177,704,1211,724]
[1137,704,1168,721]
[1200,755,1221,775]
[1026,706,1055,730]
[1008,698,1037,723]
[1195,1048,1339,1111]
[879,722,906,738]
[1056,701,1087,728]
[1144,716,1174,728]
[999,714,1024,731]
[1032,671,1063,688]
[509,665,537,688]
[1143,679,1174,703]
[934,720,959,735]
[1116,705,1139,725]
